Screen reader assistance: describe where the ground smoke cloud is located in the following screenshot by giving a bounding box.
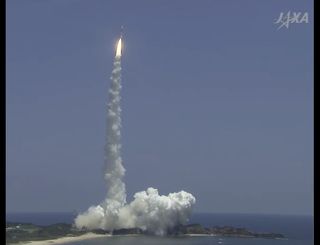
[75,187,195,235]
[74,41,196,235]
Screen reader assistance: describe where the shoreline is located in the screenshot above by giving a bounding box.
[9,233,110,245]
[9,233,289,245]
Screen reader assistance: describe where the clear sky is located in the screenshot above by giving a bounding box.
[6,0,313,215]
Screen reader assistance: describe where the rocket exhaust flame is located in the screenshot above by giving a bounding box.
[116,38,122,57]
[74,36,196,235]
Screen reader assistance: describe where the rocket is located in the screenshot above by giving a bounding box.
[115,26,124,57]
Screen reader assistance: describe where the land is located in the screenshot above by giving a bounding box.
[6,222,285,244]
[8,233,109,245]
[170,224,285,238]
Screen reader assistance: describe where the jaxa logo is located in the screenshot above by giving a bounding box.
[274,11,309,30]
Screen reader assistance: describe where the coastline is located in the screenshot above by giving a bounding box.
[9,233,110,245]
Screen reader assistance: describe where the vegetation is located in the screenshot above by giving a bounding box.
[6,222,284,244]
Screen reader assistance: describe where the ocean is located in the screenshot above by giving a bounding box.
[6,212,313,245]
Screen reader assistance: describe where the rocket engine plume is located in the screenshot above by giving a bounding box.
[74,36,196,235]
[116,38,122,57]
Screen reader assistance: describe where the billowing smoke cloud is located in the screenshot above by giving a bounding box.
[75,187,195,235]
[75,39,196,235]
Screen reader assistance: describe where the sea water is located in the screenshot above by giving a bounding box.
[6,212,313,245]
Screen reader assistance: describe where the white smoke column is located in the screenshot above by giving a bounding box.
[104,40,126,209]
[75,38,196,235]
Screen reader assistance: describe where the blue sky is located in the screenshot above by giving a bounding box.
[6,0,313,215]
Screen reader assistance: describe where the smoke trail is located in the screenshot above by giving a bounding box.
[104,54,126,209]
[75,38,196,235]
